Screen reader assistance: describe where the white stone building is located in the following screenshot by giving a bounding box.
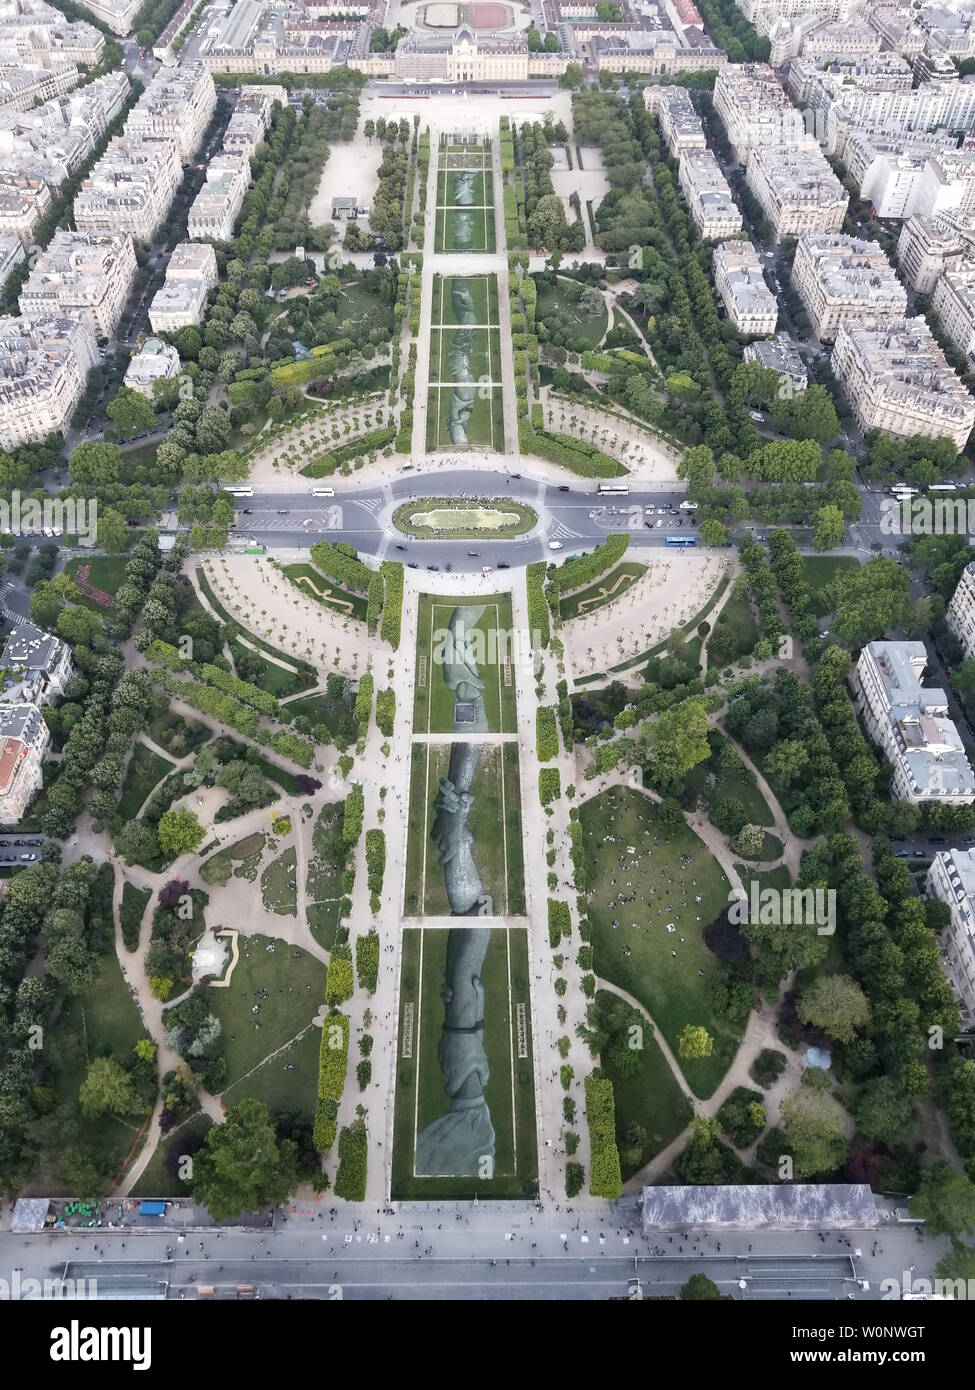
[678,148,742,240]
[72,0,141,35]
[745,141,848,240]
[831,316,975,449]
[126,63,216,163]
[926,849,975,1026]
[712,62,806,166]
[897,210,975,292]
[123,335,180,398]
[932,262,975,363]
[186,154,249,244]
[947,561,975,661]
[0,701,49,823]
[148,241,217,333]
[0,313,97,446]
[850,641,975,803]
[646,85,706,158]
[712,239,778,335]
[18,229,136,340]
[74,134,181,242]
[790,232,907,341]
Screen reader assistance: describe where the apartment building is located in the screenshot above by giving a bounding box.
[790,232,907,341]
[645,85,706,158]
[932,262,975,363]
[897,210,975,292]
[0,313,97,445]
[126,63,216,162]
[148,241,217,333]
[745,141,848,240]
[787,51,912,107]
[712,239,778,335]
[912,150,975,220]
[0,168,51,243]
[0,60,77,115]
[926,849,975,1026]
[222,83,286,159]
[123,335,180,398]
[74,133,181,242]
[0,233,23,290]
[73,0,141,34]
[712,62,806,166]
[743,331,808,391]
[186,153,249,243]
[831,316,975,450]
[800,21,882,58]
[0,701,49,823]
[0,620,73,705]
[678,148,742,239]
[851,640,975,803]
[825,79,975,158]
[843,127,949,218]
[19,229,136,340]
[947,561,975,660]
[0,0,103,65]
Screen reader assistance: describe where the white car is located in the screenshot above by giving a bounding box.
[548,540,563,551]
[656,519,663,527]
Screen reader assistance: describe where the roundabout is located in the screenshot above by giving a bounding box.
[393,496,538,539]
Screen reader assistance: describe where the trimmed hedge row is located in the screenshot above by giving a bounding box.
[379,560,403,649]
[517,419,625,478]
[536,705,559,762]
[365,827,386,897]
[366,573,384,635]
[334,1119,368,1200]
[301,426,396,479]
[585,1073,623,1199]
[356,929,380,992]
[326,950,354,1005]
[539,767,561,805]
[343,784,364,845]
[315,1011,350,1150]
[309,539,374,594]
[355,671,373,728]
[548,898,571,949]
[554,534,629,596]
[375,687,396,736]
[526,562,550,649]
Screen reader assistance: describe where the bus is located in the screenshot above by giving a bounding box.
[311,487,334,498]
[890,485,919,497]
[927,484,958,492]
[221,486,253,497]
[666,535,696,547]
[597,482,629,495]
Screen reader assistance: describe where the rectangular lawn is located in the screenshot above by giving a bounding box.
[412,591,518,734]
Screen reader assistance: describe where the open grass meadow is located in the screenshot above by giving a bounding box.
[403,741,525,918]
[580,787,742,1099]
[391,926,537,1200]
[425,384,504,451]
[281,562,368,622]
[413,590,518,734]
[559,562,646,621]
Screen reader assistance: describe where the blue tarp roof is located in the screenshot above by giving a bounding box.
[139,1201,166,1216]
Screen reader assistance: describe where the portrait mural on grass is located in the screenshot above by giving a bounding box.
[416,604,495,1176]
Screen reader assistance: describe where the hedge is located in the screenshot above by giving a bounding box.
[152,669,259,738]
[334,1119,368,1200]
[539,767,561,805]
[356,929,380,991]
[355,672,373,728]
[314,1098,338,1153]
[518,419,625,478]
[268,730,314,768]
[365,827,386,896]
[366,572,384,635]
[548,898,571,949]
[301,426,396,479]
[326,952,354,1006]
[317,1011,350,1100]
[343,784,364,845]
[536,706,559,761]
[526,562,550,649]
[554,534,629,596]
[375,687,396,736]
[200,662,280,716]
[309,539,374,594]
[379,561,403,649]
[585,1074,623,1199]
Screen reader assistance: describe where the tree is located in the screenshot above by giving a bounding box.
[79,1058,137,1118]
[763,739,809,788]
[771,384,839,444]
[528,193,569,251]
[56,605,102,648]
[911,1162,975,1238]
[855,1075,917,1147]
[68,440,121,486]
[779,1082,848,1177]
[157,808,205,859]
[191,1097,299,1221]
[827,557,912,647]
[639,697,711,785]
[797,974,870,1044]
[114,820,159,866]
[106,385,155,440]
[558,62,584,89]
[96,507,130,554]
[936,1240,975,1288]
[177,326,202,360]
[699,518,730,547]
[579,287,604,320]
[681,1273,721,1300]
[733,823,765,858]
[813,503,845,552]
[678,1025,713,1060]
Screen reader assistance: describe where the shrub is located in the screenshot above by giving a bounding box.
[585,1073,623,1199]
[379,561,403,648]
[334,1119,368,1200]
[566,1161,584,1198]
[548,898,571,948]
[536,706,559,761]
[375,687,396,737]
[317,1013,349,1103]
[526,562,550,648]
[342,785,364,845]
[365,828,386,897]
[326,952,354,1006]
[356,930,380,991]
[539,767,561,805]
[553,534,629,596]
[309,539,374,594]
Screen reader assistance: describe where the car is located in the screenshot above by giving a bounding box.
[929,836,946,844]
[676,519,683,526]
[395,544,406,551]
[894,849,911,857]
[511,473,521,479]
[19,854,34,861]
[242,508,253,514]
[497,561,510,569]
[548,540,563,550]
[557,485,569,493]
[467,550,479,556]
[965,835,975,844]
[276,509,289,514]
[407,562,419,569]
[644,521,654,529]
[427,564,438,570]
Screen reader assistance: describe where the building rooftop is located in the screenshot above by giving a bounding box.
[864,640,975,798]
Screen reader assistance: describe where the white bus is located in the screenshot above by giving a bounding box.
[927,484,958,493]
[311,487,334,498]
[890,485,919,498]
[221,485,253,497]
[597,482,629,495]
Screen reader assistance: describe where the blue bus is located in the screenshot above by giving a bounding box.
[666,535,696,547]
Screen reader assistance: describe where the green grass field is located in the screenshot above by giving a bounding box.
[391,926,537,1199]
[220,1024,320,1121]
[64,555,130,612]
[801,555,860,617]
[130,1114,212,1199]
[437,169,494,208]
[559,562,647,620]
[281,562,368,622]
[413,591,518,734]
[403,741,525,917]
[435,205,496,253]
[580,787,742,1099]
[206,933,323,1090]
[428,327,502,384]
[426,383,505,451]
[535,279,608,349]
[118,743,175,820]
[432,274,499,327]
[682,740,774,829]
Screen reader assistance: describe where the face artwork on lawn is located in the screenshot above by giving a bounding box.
[447,278,477,445]
[416,606,495,1176]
